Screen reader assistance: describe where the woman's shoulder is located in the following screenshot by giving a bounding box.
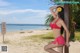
[58,18,65,23]
[59,18,64,22]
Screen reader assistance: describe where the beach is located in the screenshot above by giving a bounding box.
[0,29,80,53]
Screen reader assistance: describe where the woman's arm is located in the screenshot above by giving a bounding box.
[62,31,65,37]
[60,19,70,46]
[49,6,57,18]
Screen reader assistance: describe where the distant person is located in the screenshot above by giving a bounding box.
[44,6,70,53]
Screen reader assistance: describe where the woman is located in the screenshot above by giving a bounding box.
[44,6,70,53]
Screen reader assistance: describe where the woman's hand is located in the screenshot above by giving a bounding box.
[49,6,56,10]
[65,42,70,47]
[49,7,53,10]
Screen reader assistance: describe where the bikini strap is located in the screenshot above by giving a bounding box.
[55,18,59,23]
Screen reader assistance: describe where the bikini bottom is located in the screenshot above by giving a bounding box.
[51,35,65,45]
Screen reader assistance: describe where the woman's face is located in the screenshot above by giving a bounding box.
[54,7,62,18]
[54,9,58,18]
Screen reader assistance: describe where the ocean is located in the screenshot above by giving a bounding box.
[0,24,49,32]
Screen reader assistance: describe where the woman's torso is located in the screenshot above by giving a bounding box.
[50,18,62,38]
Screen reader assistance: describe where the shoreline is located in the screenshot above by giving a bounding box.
[0,29,52,34]
[0,28,51,32]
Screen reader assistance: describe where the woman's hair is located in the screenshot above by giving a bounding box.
[57,6,64,35]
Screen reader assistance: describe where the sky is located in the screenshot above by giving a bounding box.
[0,0,53,24]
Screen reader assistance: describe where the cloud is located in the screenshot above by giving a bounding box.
[0,9,50,24]
[0,0,10,6]
[0,9,50,15]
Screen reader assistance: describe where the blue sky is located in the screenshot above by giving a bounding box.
[0,0,53,24]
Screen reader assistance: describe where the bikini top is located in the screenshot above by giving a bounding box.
[50,18,61,29]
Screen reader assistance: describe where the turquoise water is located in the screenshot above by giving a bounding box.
[0,24,49,32]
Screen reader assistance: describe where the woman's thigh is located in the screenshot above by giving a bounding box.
[44,42,58,49]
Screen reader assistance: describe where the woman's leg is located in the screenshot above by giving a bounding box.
[57,46,63,53]
[44,42,60,53]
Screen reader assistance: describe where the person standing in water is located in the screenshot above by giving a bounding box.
[44,6,70,53]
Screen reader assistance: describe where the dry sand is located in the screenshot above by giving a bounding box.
[0,29,80,53]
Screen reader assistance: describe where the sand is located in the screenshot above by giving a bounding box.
[0,29,80,53]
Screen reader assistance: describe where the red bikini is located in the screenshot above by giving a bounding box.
[50,18,65,45]
[50,18,61,29]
